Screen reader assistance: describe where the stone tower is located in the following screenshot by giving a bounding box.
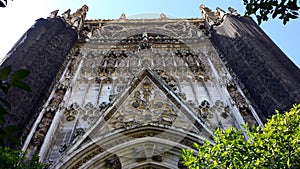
[1,4,299,169]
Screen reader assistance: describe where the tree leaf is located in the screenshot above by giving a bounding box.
[0,97,11,111]
[2,125,19,133]
[11,80,31,91]
[289,14,298,19]
[0,1,6,8]
[0,85,9,95]
[181,104,300,168]
[0,66,11,80]
[10,69,29,82]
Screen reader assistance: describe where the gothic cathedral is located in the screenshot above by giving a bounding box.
[1,5,300,169]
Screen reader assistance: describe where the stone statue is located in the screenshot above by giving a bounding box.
[67,5,89,31]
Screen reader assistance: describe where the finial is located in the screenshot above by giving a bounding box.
[228,7,239,16]
[49,10,59,18]
[160,13,167,20]
[61,9,71,20]
[199,4,213,19]
[199,5,227,27]
[68,5,89,31]
[216,7,226,20]
[119,13,126,20]
[48,5,89,31]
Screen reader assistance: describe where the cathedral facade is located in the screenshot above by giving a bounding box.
[1,5,300,169]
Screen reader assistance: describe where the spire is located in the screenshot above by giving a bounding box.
[199,4,228,27]
[119,13,126,21]
[48,5,89,31]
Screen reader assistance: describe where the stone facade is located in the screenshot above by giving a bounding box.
[1,4,297,169]
[19,6,266,168]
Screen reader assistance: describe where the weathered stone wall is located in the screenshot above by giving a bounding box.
[211,15,300,122]
[0,18,77,145]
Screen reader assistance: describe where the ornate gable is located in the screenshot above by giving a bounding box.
[66,68,213,154]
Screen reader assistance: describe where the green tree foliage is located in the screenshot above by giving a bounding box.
[0,147,44,169]
[243,0,300,24]
[0,65,31,146]
[182,104,300,169]
[0,0,10,8]
[0,66,44,168]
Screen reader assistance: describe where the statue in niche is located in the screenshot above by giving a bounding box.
[105,155,121,169]
[47,89,65,111]
[198,100,211,119]
[238,103,257,126]
[71,128,85,143]
[32,112,54,146]
[135,147,147,162]
[59,143,69,153]
[152,145,164,162]
[221,106,230,118]
[227,82,245,105]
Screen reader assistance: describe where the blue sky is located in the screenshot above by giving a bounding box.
[0,0,299,67]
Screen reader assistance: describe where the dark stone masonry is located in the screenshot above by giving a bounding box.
[0,18,77,143]
[211,15,300,122]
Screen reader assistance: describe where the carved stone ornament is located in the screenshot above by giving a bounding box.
[199,4,228,26]
[49,5,89,31]
[226,81,257,126]
[103,76,199,135]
